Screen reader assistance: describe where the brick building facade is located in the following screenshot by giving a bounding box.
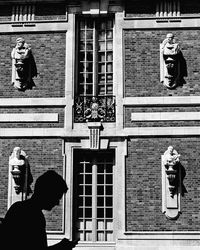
[0,0,200,249]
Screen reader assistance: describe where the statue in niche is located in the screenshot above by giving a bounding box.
[160,33,187,89]
[163,146,187,197]
[11,37,37,91]
[9,146,33,196]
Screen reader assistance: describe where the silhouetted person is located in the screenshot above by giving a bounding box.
[2,170,78,250]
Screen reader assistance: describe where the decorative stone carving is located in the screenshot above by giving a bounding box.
[160,33,187,89]
[163,146,180,197]
[161,146,187,220]
[11,37,37,91]
[9,147,33,198]
[87,122,102,150]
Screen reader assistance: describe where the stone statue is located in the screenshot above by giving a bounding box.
[11,37,37,91]
[162,146,180,197]
[9,146,33,196]
[163,145,180,168]
[160,33,187,89]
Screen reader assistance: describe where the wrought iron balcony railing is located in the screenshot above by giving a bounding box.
[74,96,116,123]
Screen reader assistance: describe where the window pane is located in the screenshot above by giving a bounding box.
[85,164,92,173]
[97,165,104,173]
[86,74,93,83]
[106,175,112,184]
[85,185,92,195]
[85,208,92,218]
[97,232,104,241]
[99,31,105,40]
[85,174,92,184]
[80,30,85,39]
[106,41,113,50]
[97,197,104,206]
[106,197,112,206]
[99,41,105,51]
[97,220,104,229]
[85,231,92,241]
[86,30,93,39]
[80,41,85,50]
[106,30,113,39]
[107,52,113,61]
[99,64,105,73]
[107,85,113,94]
[106,220,113,229]
[97,174,104,184]
[85,197,92,206]
[106,63,113,72]
[97,186,104,195]
[106,208,113,218]
[106,186,112,195]
[86,84,93,95]
[86,52,93,61]
[99,52,105,62]
[98,74,105,83]
[97,208,104,218]
[86,42,93,50]
[106,232,113,241]
[79,52,85,61]
[85,220,92,229]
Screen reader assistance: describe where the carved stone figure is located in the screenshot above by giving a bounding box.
[9,147,33,196]
[160,33,187,89]
[163,146,180,197]
[11,37,37,91]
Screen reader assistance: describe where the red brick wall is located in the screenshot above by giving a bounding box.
[0,138,64,231]
[124,29,200,97]
[126,137,200,231]
[0,33,65,98]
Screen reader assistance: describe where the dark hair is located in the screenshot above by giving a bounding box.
[34,170,68,197]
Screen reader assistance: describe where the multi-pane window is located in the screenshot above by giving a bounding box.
[77,17,114,96]
[73,150,114,242]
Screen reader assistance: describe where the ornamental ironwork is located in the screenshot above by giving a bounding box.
[74,96,115,123]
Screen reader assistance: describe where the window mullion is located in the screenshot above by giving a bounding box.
[92,162,97,242]
[93,20,98,96]
[84,21,87,96]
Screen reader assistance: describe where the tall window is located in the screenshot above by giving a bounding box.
[73,150,114,242]
[77,17,114,96]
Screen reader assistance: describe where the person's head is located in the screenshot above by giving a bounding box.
[16,37,25,49]
[13,146,21,158]
[168,146,174,154]
[33,170,68,211]
[166,33,174,44]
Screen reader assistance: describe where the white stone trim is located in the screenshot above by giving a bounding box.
[0,98,67,107]
[60,139,127,247]
[0,128,64,137]
[0,113,58,122]
[125,127,200,136]
[122,231,200,239]
[0,21,68,33]
[131,112,200,121]
[114,12,124,131]
[122,17,200,29]
[123,96,200,106]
